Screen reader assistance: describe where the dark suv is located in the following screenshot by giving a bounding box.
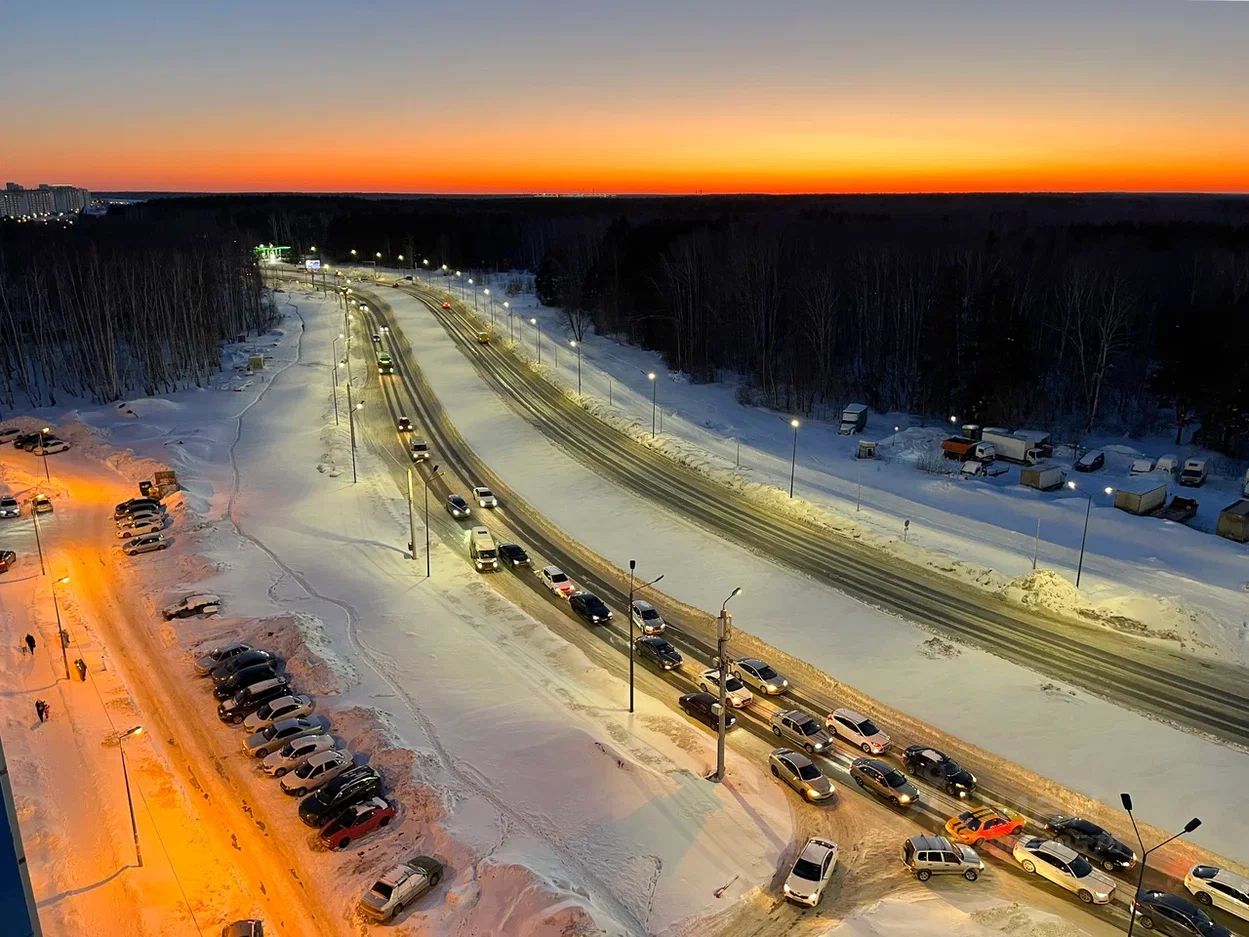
[299,766,382,827]
[634,636,682,671]
[1045,816,1135,871]
[569,592,612,624]
[211,650,276,684]
[114,497,164,520]
[677,692,736,731]
[498,543,530,568]
[902,745,977,798]
[213,663,279,700]
[1132,891,1230,937]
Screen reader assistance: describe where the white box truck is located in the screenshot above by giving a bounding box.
[1113,479,1168,516]
[1020,464,1065,491]
[980,429,1043,465]
[838,403,868,435]
[469,526,499,571]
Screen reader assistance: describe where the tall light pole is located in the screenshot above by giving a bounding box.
[38,426,52,481]
[406,466,418,564]
[713,587,743,783]
[29,498,46,575]
[788,419,800,498]
[646,371,657,437]
[484,288,493,328]
[1068,482,1113,588]
[1121,793,1200,937]
[455,271,463,298]
[469,277,477,312]
[346,383,362,484]
[504,301,512,342]
[626,561,664,714]
[530,318,541,363]
[331,334,344,425]
[52,576,70,680]
[117,726,144,868]
[570,340,582,395]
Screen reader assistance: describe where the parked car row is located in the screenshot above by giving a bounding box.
[114,497,171,556]
[1,426,71,456]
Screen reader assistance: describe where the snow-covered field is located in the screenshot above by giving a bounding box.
[403,267,1249,665]
[366,274,1249,863]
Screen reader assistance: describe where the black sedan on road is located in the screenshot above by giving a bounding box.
[902,745,977,798]
[635,636,682,671]
[569,591,613,625]
[677,692,736,731]
[498,543,530,568]
[1132,890,1230,937]
[1045,816,1136,871]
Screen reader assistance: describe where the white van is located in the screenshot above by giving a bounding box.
[1154,454,1180,476]
[410,438,430,462]
[1179,458,1208,488]
[1128,457,1156,476]
[469,526,499,571]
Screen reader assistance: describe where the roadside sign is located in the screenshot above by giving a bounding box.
[305,259,321,271]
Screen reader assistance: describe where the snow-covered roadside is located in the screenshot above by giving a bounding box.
[39,290,795,936]
[402,268,1249,665]
[368,279,1249,864]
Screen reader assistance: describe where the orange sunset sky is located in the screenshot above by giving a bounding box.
[3,0,1248,194]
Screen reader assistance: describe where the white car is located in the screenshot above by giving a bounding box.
[243,694,316,732]
[732,658,789,695]
[116,510,161,530]
[0,496,19,518]
[359,856,444,922]
[1013,837,1116,905]
[1185,865,1249,921]
[539,565,576,598]
[698,668,753,708]
[261,734,335,777]
[783,837,839,906]
[472,486,498,508]
[118,518,164,539]
[629,600,666,635]
[121,532,169,556]
[279,749,353,795]
[32,438,70,455]
[827,707,891,754]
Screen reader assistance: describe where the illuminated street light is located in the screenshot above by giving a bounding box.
[788,419,800,497]
[350,249,357,256]
[1066,480,1111,588]
[1121,793,1200,937]
[712,586,743,782]
[116,725,144,868]
[530,317,541,363]
[504,301,512,342]
[570,340,582,395]
[646,372,657,437]
[346,383,363,484]
[38,426,52,481]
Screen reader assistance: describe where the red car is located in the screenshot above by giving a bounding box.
[318,796,395,849]
[440,301,452,310]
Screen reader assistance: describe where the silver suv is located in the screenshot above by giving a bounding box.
[770,709,833,754]
[903,835,983,882]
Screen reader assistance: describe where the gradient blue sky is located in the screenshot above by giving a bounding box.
[3,0,1247,192]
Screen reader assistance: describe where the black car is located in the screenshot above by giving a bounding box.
[569,592,613,625]
[211,650,277,684]
[114,498,164,519]
[445,495,471,519]
[212,663,279,700]
[1075,449,1105,472]
[902,745,977,798]
[635,636,682,671]
[217,677,292,724]
[14,433,43,451]
[298,766,382,827]
[1133,890,1230,937]
[1046,816,1136,871]
[677,692,736,731]
[498,543,530,568]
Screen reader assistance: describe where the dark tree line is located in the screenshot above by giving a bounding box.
[107,193,1249,453]
[0,215,271,409]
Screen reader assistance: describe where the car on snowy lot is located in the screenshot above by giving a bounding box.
[634,636,682,671]
[769,709,833,755]
[213,663,280,700]
[319,796,395,850]
[445,494,471,519]
[1044,816,1135,872]
[358,855,443,921]
[471,486,498,508]
[1132,891,1231,937]
[221,921,264,937]
[162,593,221,620]
[114,497,164,519]
[31,494,53,514]
[13,433,43,451]
[698,668,752,708]
[1014,837,1116,905]
[629,599,666,635]
[0,550,16,573]
[298,765,382,827]
[538,565,575,598]
[903,834,983,882]
[243,694,316,732]
[280,749,353,795]
[116,508,161,528]
[121,532,169,556]
[217,677,292,724]
[116,516,163,538]
[1075,449,1105,472]
[1184,865,1249,922]
[677,692,735,731]
[769,748,834,802]
[211,650,277,684]
[730,658,789,695]
[0,496,19,518]
[945,806,1024,846]
[826,707,891,754]
[243,717,325,758]
[194,642,252,675]
[850,758,919,808]
[31,438,70,455]
[262,734,336,777]
[783,837,838,907]
[498,542,530,568]
[396,416,413,432]
[903,746,978,798]
[569,591,612,624]
[0,427,19,444]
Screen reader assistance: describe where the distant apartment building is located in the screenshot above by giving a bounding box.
[1,182,91,218]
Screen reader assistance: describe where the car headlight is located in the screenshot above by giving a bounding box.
[782,884,792,895]
[958,790,968,798]
[899,794,911,803]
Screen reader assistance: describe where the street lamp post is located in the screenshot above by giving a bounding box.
[1068,482,1113,588]
[29,500,46,575]
[626,562,664,714]
[117,726,144,868]
[1121,793,1201,937]
[469,278,477,312]
[484,288,493,328]
[646,372,657,437]
[530,318,541,363]
[788,419,800,498]
[38,426,52,481]
[331,334,344,425]
[346,383,362,484]
[570,341,581,395]
[504,301,512,342]
[713,587,743,782]
[52,576,70,680]
[406,466,418,564]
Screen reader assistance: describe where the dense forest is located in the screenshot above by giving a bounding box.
[30,193,1249,453]
[0,214,270,409]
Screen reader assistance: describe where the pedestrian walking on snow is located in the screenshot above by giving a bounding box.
[35,700,47,722]
[25,633,36,655]
[74,658,87,682]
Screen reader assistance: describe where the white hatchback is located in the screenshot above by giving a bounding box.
[261,734,336,778]
[826,707,891,754]
[280,749,353,796]
[783,837,838,906]
[698,668,753,708]
[539,565,576,598]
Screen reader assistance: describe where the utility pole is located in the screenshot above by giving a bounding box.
[30,503,46,575]
[406,467,418,562]
[346,383,361,484]
[117,726,143,868]
[52,577,70,680]
[627,561,636,714]
[713,587,742,783]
